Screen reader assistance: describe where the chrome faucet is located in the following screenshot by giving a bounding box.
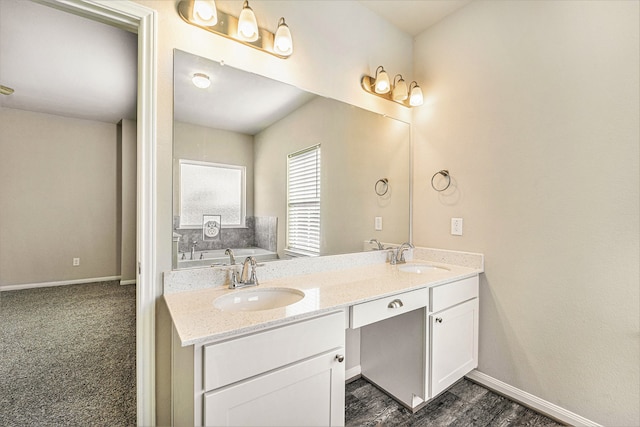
[190,241,198,260]
[396,242,414,264]
[229,256,259,289]
[369,238,384,250]
[224,248,236,265]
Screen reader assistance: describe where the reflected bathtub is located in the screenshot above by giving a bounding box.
[177,247,279,269]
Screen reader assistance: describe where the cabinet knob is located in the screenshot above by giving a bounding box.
[435,317,443,323]
[335,354,345,363]
[387,299,404,309]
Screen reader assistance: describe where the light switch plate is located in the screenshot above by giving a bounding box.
[451,218,463,236]
[375,216,383,231]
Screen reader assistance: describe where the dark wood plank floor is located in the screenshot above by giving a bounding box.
[345,377,564,426]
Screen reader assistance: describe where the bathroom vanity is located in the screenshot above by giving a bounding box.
[165,248,482,426]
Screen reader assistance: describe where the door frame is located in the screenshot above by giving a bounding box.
[35,1,158,425]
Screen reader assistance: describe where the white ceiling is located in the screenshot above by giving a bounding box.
[358,0,473,36]
[0,0,472,127]
[0,0,137,124]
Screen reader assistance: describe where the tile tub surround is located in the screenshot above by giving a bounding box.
[163,247,483,346]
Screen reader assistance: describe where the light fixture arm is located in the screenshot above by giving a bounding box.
[361,66,423,108]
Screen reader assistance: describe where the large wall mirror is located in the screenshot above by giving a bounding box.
[173,49,410,270]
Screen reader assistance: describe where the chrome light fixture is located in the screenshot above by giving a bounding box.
[177,0,293,59]
[361,66,423,108]
[392,75,408,101]
[192,73,211,89]
[274,18,293,56]
[409,81,424,107]
[237,0,258,42]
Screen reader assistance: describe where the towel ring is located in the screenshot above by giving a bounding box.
[431,170,451,192]
[375,178,389,196]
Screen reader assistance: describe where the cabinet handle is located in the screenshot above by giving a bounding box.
[435,317,443,323]
[335,354,345,363]
[387,299,404,309]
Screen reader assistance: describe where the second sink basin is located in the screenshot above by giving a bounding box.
[214,288,305,312]
[398,264,450,274]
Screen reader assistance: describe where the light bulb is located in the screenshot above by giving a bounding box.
[237,1,259,42]
[409,83,423,106]
[274,18,293,56]
[192,73,211,89]
[192,0,217,26]
[374,67,390,94]
[392,75,408,101]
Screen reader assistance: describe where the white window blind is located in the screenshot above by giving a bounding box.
[287,145,321,256]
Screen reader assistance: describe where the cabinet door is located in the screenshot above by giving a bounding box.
[204,349,345,427]
[429,298,478,398]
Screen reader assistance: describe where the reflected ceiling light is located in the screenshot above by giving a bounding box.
[409,82,424,106]
[274,18,293,57]
[237,0,259,42]
[0,85,14,96]
[373,66,390,94]
[392,75,408,101]
[177,0,293,59]
[360,66,423,108]
[191,0,217,26]
[192,73,211,89]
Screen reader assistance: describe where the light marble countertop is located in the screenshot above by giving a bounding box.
[164,254,482,347]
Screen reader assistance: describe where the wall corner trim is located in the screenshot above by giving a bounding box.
[465,370,602,427]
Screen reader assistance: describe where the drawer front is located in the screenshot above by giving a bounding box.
[203,311,345,391]
[350,288,428,329]
[430,275,479,313]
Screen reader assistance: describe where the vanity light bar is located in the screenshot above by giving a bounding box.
[361,66,423,108]
[177,0,292,59]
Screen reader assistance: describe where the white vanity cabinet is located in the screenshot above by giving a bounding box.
[428,276,479,398]
[171,311,346,427]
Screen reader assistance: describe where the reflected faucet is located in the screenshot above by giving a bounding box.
[190,241,198,260]
[224,248,236,265]
[369,239,384,250]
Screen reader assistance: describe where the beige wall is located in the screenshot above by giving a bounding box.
[173,121,255,218]
[119,119,137,283]
[0,107,120,287]
[254,96,410,257]
[412,1,639,425]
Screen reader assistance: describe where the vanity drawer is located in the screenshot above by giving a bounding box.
[350,288,428,329]
[430,275,478,313]
[203,311,344,391]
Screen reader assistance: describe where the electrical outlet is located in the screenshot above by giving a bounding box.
[374,216,383,231]
[73,257,80,266]
[451,218,463,236]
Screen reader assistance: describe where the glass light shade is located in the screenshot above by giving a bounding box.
[192,0,217,26]
[192,73,211,89]
[374,68,390,94]
[392,78,408,101]
[274,18,293,56]
[409,84,424,106]
[237,1,259,42]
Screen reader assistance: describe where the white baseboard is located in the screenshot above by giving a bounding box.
[465,370,601,427]
[120,279,137,286]
[0,276,122,292]
[346,366,362,382]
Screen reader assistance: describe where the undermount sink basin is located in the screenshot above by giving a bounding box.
[214,288,305,312]
[398,264,450,274]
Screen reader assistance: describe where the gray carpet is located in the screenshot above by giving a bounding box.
[0,281,136,426]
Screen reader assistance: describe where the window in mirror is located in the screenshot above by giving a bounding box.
[179,159,246,228]
[286,145,321,257]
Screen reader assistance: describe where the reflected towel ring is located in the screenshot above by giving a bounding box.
[375,178,389,196]
[431,170,451,192]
